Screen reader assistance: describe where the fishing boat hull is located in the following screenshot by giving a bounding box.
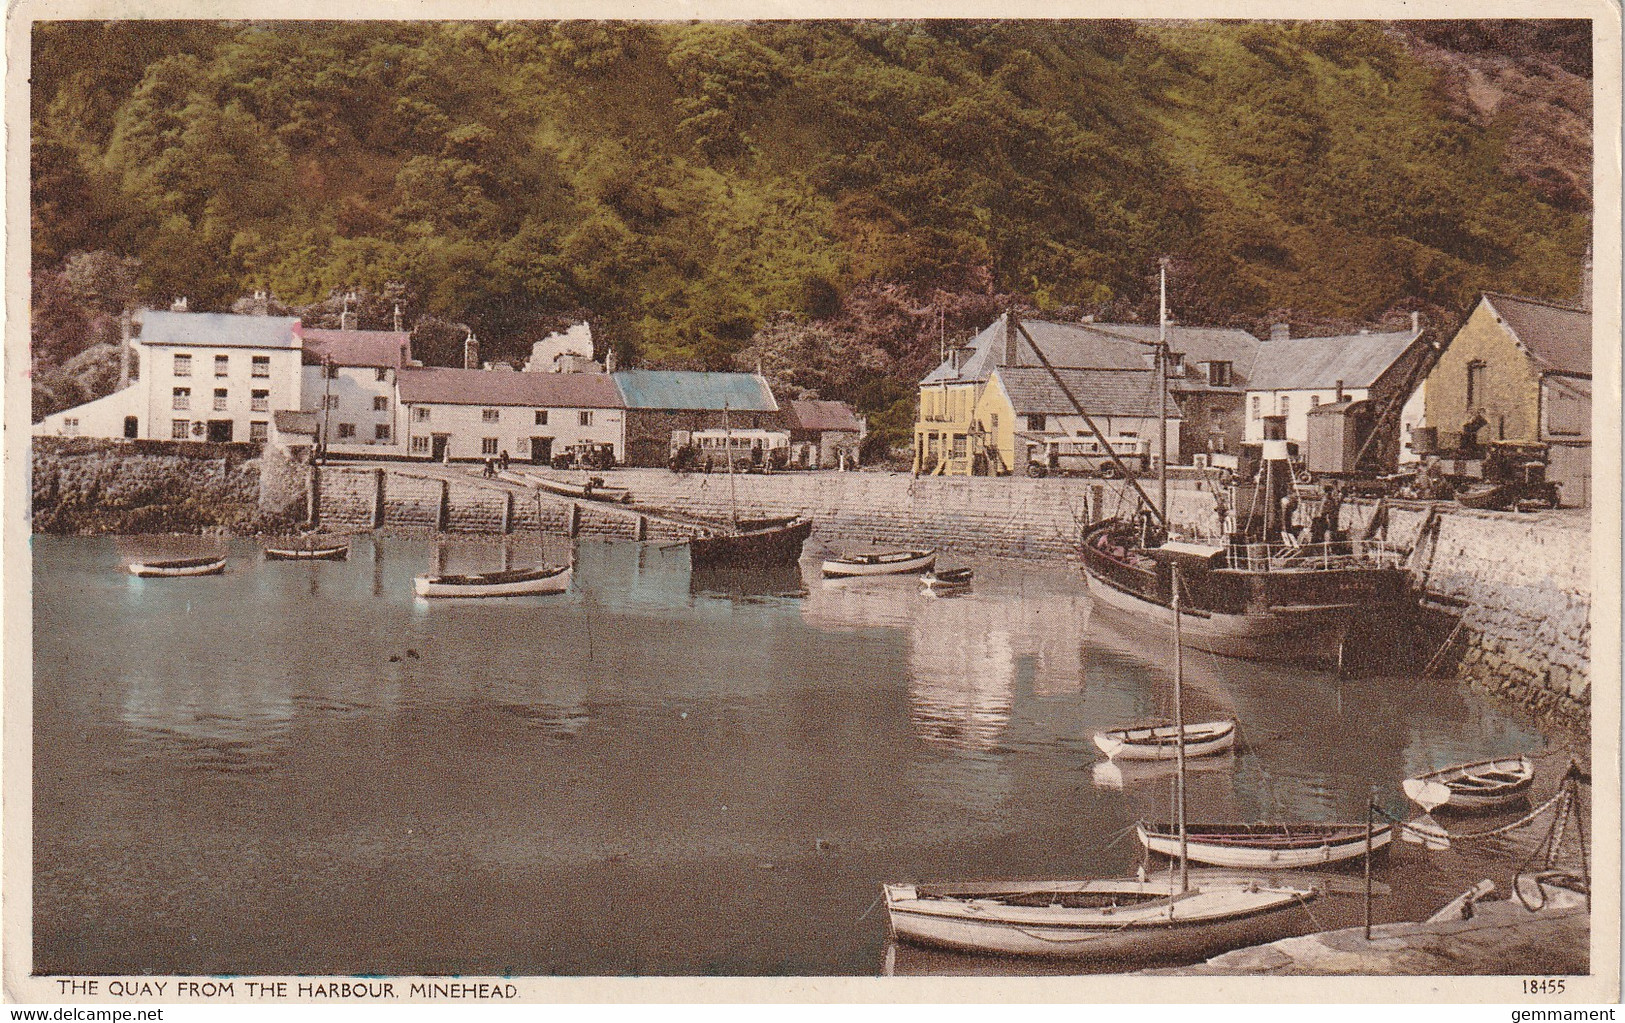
[822,550,936,578]
[414,565,572,598]
[1137,822,1393,869]
[1081,520,1413,666]
[882,877,1315,961]
[688,516,813,569]
[264,544,349,561]
[128,557,227,577]
[1402,756,1534,813]
[1093,719,1237,761]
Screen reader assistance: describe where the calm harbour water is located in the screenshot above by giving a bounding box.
[33,534,1569,976]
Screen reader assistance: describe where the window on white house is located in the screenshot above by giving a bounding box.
[411,436,431,454]
[252,356,270,378]
[375,367,388,382]
[249,421,268,442]
[1279,396,1290,419]
[373,396,389,412]
[482,437,498,455]
[337,423,356,439]
[375,424,391,441]
[1467,360,1487,409]
[1206,361,1232,387]
[173,387,191,410]
[325,395,339,410]
[579,411,593,427]
[482,409,500,422]
[1251,395,1261,420]
[62,418,79,436]
[326,364,340,379]
[1027,415,1045,431]
[214,388,229,411]
[251,389,269,412]
[535,410,548,426]
[214,355,229,377]
[173,354,192,376]
[413,407,430,422]
[1310,394,1321,409]
[171,419,190,439]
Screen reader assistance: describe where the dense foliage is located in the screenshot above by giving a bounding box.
[32,20,1590,447]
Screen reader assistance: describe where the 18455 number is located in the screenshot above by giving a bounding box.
[1523,978,1567,995]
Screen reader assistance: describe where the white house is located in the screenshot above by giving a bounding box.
[34,309,305,444]
[395,367,626,464]
[1244,324,1427,446]
[301,327,413,454]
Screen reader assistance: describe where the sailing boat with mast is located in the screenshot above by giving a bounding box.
[880,565,1318,963]
[1074,262,1412,666]
[686,401,813,569]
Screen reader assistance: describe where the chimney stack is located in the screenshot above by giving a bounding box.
[605,346,618,374]
[1003,311,1020,366]
[1269,322,1289,341]
[1411,311,1421,334]
[1335,379,1345,402]
[464,332,479,370]
[118,310,132,391]
[171,297,188,312]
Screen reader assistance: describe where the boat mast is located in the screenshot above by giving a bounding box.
[723,400,737,530]
[1157,258,1169,524]
[1173,562,1189,894]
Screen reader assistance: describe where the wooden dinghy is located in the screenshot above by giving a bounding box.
[1402,756,1534,813]
[414,563,572,598]
[1093,719,1237,761]
[1136,821,1394,869]
[921,566,974,591]
[264,541,349,561]
[882,874,1316,961]
[822,549,936,578]
[128,556,227,578]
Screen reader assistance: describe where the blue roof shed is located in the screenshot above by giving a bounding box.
[613,370,778,412]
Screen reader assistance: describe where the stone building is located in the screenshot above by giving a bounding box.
[612,370,783,467]
[300,327,413,455]
[787,399,865,468]
[1424,293,1591,506]
[395,368,625,464]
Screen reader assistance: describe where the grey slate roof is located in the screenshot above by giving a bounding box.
[1247,329,1422,391]
[302,328,411,368]
[398,368,624,408]
[921,314,1259,387]
[138,310,302,349]
[789,398,863,433]
[613,370,778,411]
[996,367,1172,418]
[1484,294,1591,376]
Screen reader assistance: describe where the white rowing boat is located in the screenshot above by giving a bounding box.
[128,556,227,577]
[1093,719,1237,761]
[1136,821,1393,869]
[882,874,1316,961]
[1402,756,1534,814]
[822,549,936,578]
[264,542,349,561]
[414,564,572,598]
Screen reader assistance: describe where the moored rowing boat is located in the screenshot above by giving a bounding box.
[822,549,936,578]
[414,563,572,598]
[1136,821,1394,869]
[1093,719,1237,761]
[1402,756,1534,813]
[128,556,227,578]
[264,542,350,561]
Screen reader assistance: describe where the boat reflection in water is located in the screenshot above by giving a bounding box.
[688,560,808,600]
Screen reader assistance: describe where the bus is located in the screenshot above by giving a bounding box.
[670,428,791,471]
[1023,435,1152,478]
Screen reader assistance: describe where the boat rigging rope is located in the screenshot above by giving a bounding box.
[1291,890,1323,932]
[1371,789,1565,843]
[855,891,884,923]
[1512,771,1589,912]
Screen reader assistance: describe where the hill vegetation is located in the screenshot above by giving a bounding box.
[31,19,1591,449]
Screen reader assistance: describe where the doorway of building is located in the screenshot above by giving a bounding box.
[124,416,138,439]
[431,434,449,461]
[206,420,233,443]
[530,437,552,465]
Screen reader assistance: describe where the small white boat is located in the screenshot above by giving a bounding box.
[1137,821,1393,869]
[822,549,936,578]
[264,542,349,561]
[1402,756,1534,814]
[882,874,1316,961]
[1093,719,1237,761]
[414,564,572,598]
[128,556,227,578]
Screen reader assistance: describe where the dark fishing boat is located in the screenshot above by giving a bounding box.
[1081,416,1413,666]
[688,515,813,569]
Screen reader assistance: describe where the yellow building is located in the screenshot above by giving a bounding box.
[914,313,1198,476]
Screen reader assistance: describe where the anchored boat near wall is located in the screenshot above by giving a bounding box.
[1403,756,1534,814]
[264,541,350,561]
[822,549,936,578]
[1093,719,1237,761]
[688,515,813,569]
